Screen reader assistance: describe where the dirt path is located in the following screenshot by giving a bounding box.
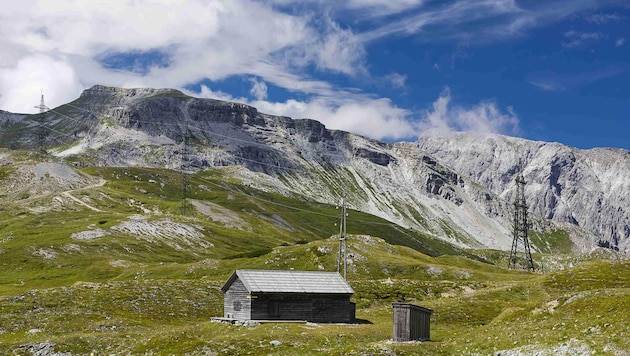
[61,178,107,212]
[14,178,108,212]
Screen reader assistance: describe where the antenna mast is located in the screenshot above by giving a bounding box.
[508,159,535,271]
[337,194,348,280]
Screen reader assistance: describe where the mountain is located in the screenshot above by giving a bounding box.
[2,85,630,355]
[0,85,610,253]
[417,130,630,253]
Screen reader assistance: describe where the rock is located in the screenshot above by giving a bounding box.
[6,85,628,253]
[270,340,282,347]
[418,130,630,253]
[17,341,73,356]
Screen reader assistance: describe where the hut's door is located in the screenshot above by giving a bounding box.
[268,300,280,318]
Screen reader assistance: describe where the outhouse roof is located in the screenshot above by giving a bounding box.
[221,269,354,294]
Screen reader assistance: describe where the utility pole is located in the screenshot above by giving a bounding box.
[337,194,348,280]
[508,160,535,271]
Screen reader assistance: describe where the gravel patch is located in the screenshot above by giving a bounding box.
[494,338,594,356]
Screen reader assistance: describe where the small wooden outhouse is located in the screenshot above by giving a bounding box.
[392,302,433,341]
[221,269,355,323]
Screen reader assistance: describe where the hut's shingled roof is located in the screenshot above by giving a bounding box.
[221,269,354,294]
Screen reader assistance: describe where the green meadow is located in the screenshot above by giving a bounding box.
[0,162,628,355]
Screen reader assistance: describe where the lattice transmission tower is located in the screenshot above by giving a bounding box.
[508,160,535,271]
[34,91,50,152]
[34,91,49,113]
[180,136,193,216]
[336,194,348,280]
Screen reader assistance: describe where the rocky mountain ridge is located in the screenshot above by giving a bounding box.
[417,131,630,253]
[0,85,619,253]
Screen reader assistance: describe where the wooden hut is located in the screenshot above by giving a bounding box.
[221,269,355,323]
[392,302,433,341]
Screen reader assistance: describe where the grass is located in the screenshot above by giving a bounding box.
[1,248,627,354]
[1,163,628,354]
[529,229,574,254]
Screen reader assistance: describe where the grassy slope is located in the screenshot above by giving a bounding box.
[0,237,627,355]
[0,163,628,354]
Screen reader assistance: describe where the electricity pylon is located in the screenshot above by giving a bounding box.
[337,194,348,280]
[508,161,535,271]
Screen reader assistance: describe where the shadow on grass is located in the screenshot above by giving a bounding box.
[355,318,373,324]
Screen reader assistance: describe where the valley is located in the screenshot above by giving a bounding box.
[0,86,628,355]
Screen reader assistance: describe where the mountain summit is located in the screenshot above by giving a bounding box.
[1,85,625,253]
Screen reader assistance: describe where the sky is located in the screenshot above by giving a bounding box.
[0,0,629,150]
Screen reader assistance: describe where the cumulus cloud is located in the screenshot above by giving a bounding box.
[249,78,268,101]
[0,0,583,142]
[191,86,519,141]
[187,85,240,103]
[253,95,415,140]
[418,88,520,135]
[0,54,83,113]
[0,0,365,113]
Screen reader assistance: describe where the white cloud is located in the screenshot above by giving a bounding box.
[527,67,624,93]
[528,79,565,92]
[198,86,519,141]
[0,0,364,113]
[314,19,367,76]
[586,13,623,24]
[277,14,368,77]
[357,0,616,45]
[346,0,424,16]
[615,37,626,47]
[385,73,407,89]
[251,95,415,140]
[562,31,606,49]
[0,54,83,113]
[186,85,241,103]
[359,0,526,43]
[418,88,520,135]
[249,78,268,101]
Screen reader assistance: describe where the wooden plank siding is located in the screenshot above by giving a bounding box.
[223,278,251,320]
[250,293,355,323]
[392,302,432,341]
[221,270,356,323]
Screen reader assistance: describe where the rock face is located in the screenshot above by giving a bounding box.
[0,85,618,253]
[416,130,630,253]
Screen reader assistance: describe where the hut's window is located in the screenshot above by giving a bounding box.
[269,300,280,317]
[233,301,241,311]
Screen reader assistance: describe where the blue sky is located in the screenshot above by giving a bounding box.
[1,0,628,149]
